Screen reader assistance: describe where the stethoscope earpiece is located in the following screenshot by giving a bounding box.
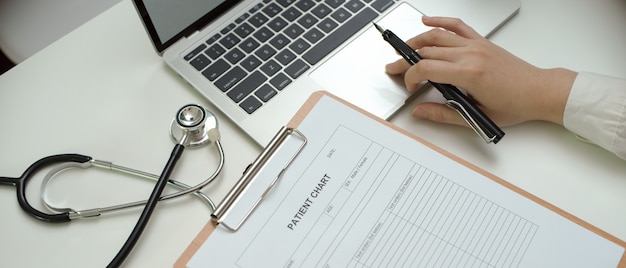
[170,104,218,147]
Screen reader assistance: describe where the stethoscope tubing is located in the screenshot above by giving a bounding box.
[2,139,223,222]
[0,154,93,222]
[40,140,224,219]
[108,143,186,267]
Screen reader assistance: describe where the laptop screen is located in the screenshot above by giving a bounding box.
[133,0,241,53]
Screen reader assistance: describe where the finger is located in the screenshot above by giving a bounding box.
[385,58,411,75]
[417,46,466,64]
[421,16,481,39]
[403,64,428,92]
[404,59,462,88]
[412,102,468,127]
[405,28,466,49]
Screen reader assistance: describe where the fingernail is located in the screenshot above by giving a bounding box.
[412,106,425,118]
[385,63,397,74]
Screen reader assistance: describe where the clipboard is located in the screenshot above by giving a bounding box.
[175,91,626,267]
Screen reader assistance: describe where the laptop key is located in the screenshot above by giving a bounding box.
[269,33,290,50]
[262,2,283,17]
[344,0,365,13]
[331,7,351,23]
[206,34,221,45]
[235,13,250,24]
[235,22,255,38]
[254,27,274,42]
[282,7,302,22]
[228,71,267,102]
[249,3,263,14]
[255,84,277,102]
[277,0,297,8]
[297,13,318,29]
[284,24,305,39]
[255,44,277,61]
[190,54,211,71]
[239,37,260,53]
[268,17,288,32]
[270,73,292,90]
[249,13,269,27]
[303,28,324,44]
[318,18,338,33]
[275,50,296,65]
[241,55,262,72]
[215,66,246,91]
[219,33,240,49]
[289,38,311,54]
[325,0,346,8]
[285,59,309,79]
[202,59,230,81]
[303,7,377,65]
[311,3,331,19]
[184,44,207,61]
[240,96,263,114]
[224,48,245,64]
[371,0,394,12]
[206,44,226,60]
[296,0,315,12]
[221,23,236,35]
[261,59,282,76]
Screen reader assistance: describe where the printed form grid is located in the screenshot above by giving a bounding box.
[345,150,539,268]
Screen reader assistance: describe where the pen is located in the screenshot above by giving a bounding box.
[373,22,505,144]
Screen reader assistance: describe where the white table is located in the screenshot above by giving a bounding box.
[1,0,625,267]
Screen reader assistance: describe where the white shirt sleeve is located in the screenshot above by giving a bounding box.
[563,72,626,160]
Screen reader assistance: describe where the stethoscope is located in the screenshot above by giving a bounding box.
[0,104,224,267]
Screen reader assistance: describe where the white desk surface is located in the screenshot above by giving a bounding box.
[1,0,625,267]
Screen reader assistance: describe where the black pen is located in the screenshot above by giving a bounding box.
[373,22,504,144]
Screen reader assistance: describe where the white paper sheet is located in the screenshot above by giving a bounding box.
[188,95,624,267]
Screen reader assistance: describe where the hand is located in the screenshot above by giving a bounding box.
[386,16,577,127]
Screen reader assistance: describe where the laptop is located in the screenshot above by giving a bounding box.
[132,0,520,146]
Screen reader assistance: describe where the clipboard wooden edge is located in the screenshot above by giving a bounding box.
[175,91,626,267]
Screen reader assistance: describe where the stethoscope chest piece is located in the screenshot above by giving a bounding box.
[170,104,217,147]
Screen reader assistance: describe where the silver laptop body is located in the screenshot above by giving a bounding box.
[132,0,520,146]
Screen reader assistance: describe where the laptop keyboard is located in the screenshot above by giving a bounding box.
[184,0,395,114]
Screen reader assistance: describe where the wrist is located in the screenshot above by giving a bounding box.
[532,68,577,125]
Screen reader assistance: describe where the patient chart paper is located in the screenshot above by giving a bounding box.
[188,95,623,267]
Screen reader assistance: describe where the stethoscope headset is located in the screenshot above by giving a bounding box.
[0,104,224,267]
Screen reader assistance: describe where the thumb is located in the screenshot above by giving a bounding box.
[385,59,411,75]
[412,102,468,127]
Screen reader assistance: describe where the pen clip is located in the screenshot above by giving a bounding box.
[446,100,496,143]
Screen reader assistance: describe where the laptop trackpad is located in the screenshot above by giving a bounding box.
[309,3,430,119]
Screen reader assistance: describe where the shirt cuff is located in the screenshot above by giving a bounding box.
[563,72,626,159]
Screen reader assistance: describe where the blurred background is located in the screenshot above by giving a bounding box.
[0,0,121,75]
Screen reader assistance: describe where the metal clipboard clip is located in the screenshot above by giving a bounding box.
[211,126,307,231]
